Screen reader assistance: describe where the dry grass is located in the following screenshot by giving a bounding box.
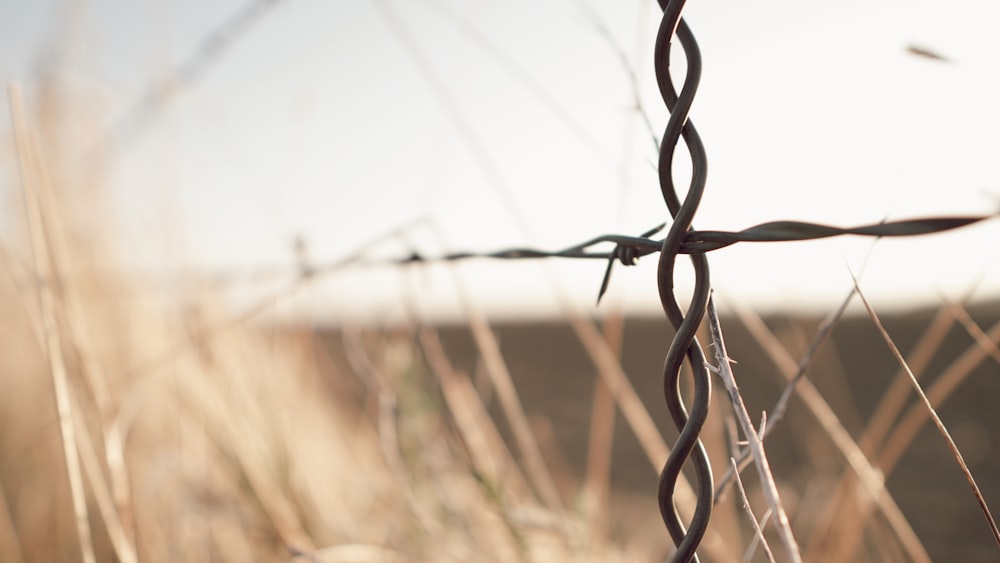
[0,84,641,563]
[2,83,999,563]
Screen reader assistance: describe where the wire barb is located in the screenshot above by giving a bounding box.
[376,214,992,313]
[363,3,996,560]
[597,222,665,304]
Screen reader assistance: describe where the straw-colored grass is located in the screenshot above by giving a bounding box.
[1,83,641,563]
[3,82,998,562]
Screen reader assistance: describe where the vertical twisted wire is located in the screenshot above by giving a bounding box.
[653,2,714,562]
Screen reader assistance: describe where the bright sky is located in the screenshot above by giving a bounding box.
[2,0,999,322]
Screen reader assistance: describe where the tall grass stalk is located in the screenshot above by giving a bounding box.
[853,281,1000,547]
[10,82,97,563]
[706,297,801,563]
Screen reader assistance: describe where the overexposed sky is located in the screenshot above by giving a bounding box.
[2,0,999,322]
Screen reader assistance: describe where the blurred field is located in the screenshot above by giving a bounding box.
[3,83,646,562]
[359,312,1000,560]
[3,61,1000,563]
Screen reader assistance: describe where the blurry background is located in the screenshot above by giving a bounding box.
[2,0,999,321]
[1,1,999,562]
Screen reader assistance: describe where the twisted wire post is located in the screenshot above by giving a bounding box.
[653,1,714,561]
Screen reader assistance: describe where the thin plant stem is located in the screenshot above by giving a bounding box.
[706,296,802,563]
[446,264,564,512]
[729,300,931,563]
[950,301,1000,366]
[853,279,1000,548]
[730,458,777,563]
[714,290,853,497]
[9,82,97,563]
[418,327,532,499]
[580,313,622,547]
[877,316,1000,475]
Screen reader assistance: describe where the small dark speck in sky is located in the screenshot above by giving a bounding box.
[905,44,952,63]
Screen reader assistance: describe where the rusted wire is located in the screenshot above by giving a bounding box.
[58,4,994,558]
[650,1,713,561]
[353,4,992,560]
[389,215,989,300]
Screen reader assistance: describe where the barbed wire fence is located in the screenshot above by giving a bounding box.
[352,2,997,561]
[18,0,1000,561]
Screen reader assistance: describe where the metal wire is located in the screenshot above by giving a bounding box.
[390,214,988,295]
[651,1,713,561]
[59,5,992,559]
[362,5,991,560]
